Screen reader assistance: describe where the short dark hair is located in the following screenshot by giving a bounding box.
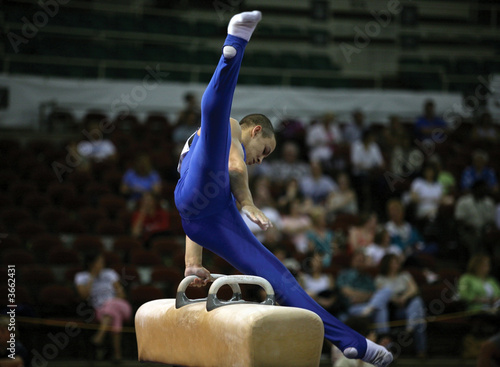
[378,253,398,276]
[240,114,274,138]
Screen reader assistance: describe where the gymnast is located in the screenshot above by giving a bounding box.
[174,11,393,367]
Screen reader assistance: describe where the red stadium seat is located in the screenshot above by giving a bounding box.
[73,235,104,254]
[130,249,163,266]
[99,194,127,219]
[96,220,126,235]
[78,206,107,231]
[0,207,31,231]
[22,192,51,214]
[151,237,183,257]
[15,220,47,242]
[39,206,70,232]
[9,180,38,205]
[2,249,36,266]
[47,182,77,206]
[22,266,56,287]
[56,218,87,234]
[48,248,81,266]
[130,284,164,308]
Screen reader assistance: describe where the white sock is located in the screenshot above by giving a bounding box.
[344,340,393,367]
[227,10,262,41]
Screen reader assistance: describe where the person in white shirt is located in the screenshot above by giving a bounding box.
[300,160,339,204]
[306,112,343,163]
[365,228,403,266]
[350,130,385,212]
[409,164,443,220]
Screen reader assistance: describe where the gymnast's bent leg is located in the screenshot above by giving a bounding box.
[183,204,393,367]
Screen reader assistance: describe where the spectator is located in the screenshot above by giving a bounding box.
[385,198,423,254]
[277,178,314,214]
[476,332,500,367]
[472,112,498,145]
[173,110,199,145]
[253,141,310,184]
[336,250,391,334]
[77,120,118,163]
[121,154,162,206]
[131,192,171,245]
[458,254,500,312]
[461,150,499,193]
[305,112,342,163]
[272,246,301,276]
[455,180,496,256]
[365,228,403,266]
[0,316,28,367]
[306,207,337,267]
[332,317,378,367]
[75,253,132,362]
[430,155,456,196]
[378,115,409,157]
[281,198,312,254]
[299,161,338,204]
[414,99,447,141]
[348,212,378,252]
[375,254,427,358]
[409,163,444,221]
[350,129,385,212]
[389,135,422,181]
[326,172,358,216]
[175,92,200,126]
[299,253,343,316]
[343,109,365,144]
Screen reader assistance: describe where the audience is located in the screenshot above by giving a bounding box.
[343,109,365,144]
[77,120,118,163]
[131,192,171,245]
[305,112,343,164]
[348,212,378,252]
[409,163,444,222]
[472,112,498,145]
[476,331,500,367]
[336,250,391,334]
[306,207,337,267]
[455,180,496,256]
[253,141,310,184]
[385,199,424,255]
[461,150,499,193]
[365,228,403,266]
[326,172,358,217]
[281,198,312,254]
[299,253,342,315]
[414,99,447,141]
[458,254,500,312]
[378,115,409,157]
[350,129,385,212]
[121,154,162,207]
[75,253,132,363]
[299,160,338,204]
[375,254,428,358]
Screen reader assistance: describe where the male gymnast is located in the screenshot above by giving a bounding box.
[174,10,393,367]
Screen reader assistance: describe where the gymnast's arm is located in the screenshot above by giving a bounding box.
[185,235,211,286]
[228,118,271,230]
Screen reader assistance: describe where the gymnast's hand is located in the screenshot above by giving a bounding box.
[185,265,211,287]
[242,205,273,231]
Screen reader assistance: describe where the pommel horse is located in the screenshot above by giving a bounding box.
[135,274,324,367]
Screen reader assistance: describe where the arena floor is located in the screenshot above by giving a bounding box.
[46,357,477,367]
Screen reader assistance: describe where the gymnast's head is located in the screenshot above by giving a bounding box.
[239,114,276,166]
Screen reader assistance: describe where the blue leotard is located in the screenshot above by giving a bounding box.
[174,34,367,356]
